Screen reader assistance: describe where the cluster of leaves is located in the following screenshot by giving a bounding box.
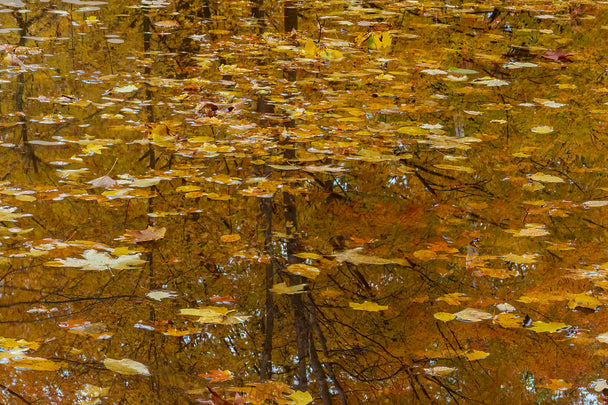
[2,0,608,404]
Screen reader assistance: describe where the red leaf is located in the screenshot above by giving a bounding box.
[541,49,573,62]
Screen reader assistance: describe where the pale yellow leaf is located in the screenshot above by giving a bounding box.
[104,358,150,376]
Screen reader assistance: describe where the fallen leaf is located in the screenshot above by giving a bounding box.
[146,290,178,301]
[568,293,601,311]
[333,248,400,265]
[538,378,572,390]
[494,313,522,329]
[179,307,250,325]
[542,49,573,62]
[120,226,166,243]
[436,292,470,306]
[591,379,608,393]
[530,126,553,134]
[103,358,150,376]
[583,201,608,208]
[349,301,388,311]
[270,282,307,295]
[199,369,233,382]
[45,250,147,271]
[220,234,241,243]
[529,172,565,183]
[289,390,313,405]
[285,263,320,279]
[454,308,493,322]
[433,312,456,322]
[529,321,568,333]
[88,175,117,188]
[460,350,489,361]
[424,366,456,376]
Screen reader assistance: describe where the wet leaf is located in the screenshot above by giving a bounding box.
[289,391,313,405]
[333,248,398,265]
[538,379,571,391]
[120,226,166,243]
[220,234,241,243]
[542,49,573,62]
[199,369,233,382]
[285,263,320,279]
[461,350,490,361]
[45,250,146,271]
[529,172,565,183]
[529,321,568,333]
[103,358,150,376]
[591,379,608,393]
[568,293,601,311]
[88,175,117,188]
[349,301,388,312]
[270,282,307,295]
[146,290,178,301]
[494,313,522,329]
[424,366,456,376]
[436,292,470,306]
[433,312,456,322]
[454,308,493,322]
[179,307,250,324]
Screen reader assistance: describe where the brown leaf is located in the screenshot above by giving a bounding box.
[541,49,573,62]
[120,226,166,243]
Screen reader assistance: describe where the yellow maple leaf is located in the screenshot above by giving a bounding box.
[494,313,522,329]
[568,292,601,311]
[289,391,313,405]
[436,292,469,306]
[303,39,318,58]
[529,321,568,333]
